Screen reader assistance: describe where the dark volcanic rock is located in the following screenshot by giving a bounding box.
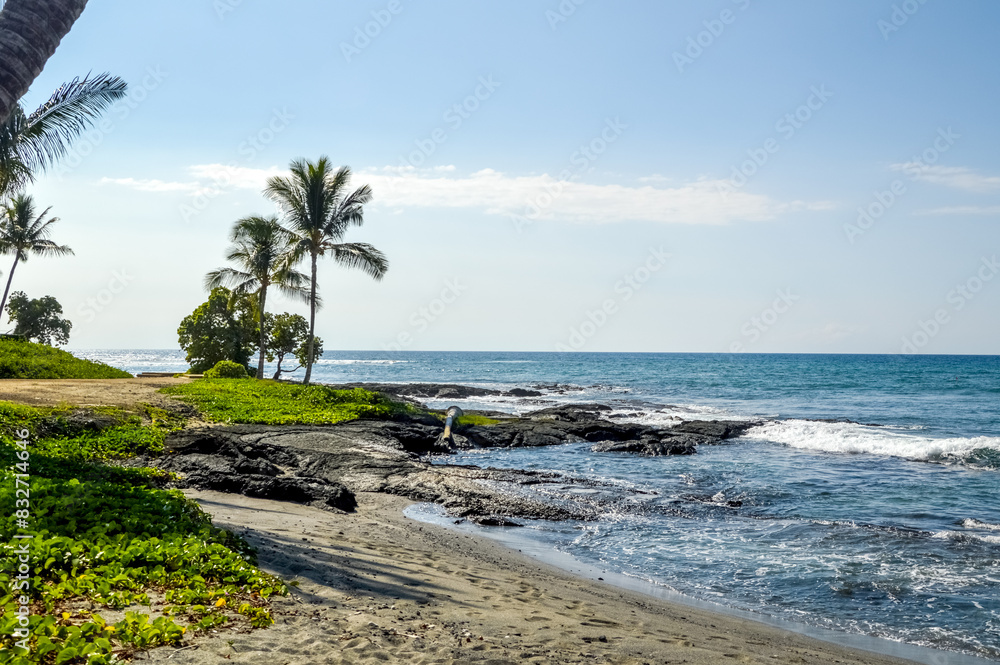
[156,429,358,511]
[468,515,523,527]
[591,438,698,456]
[149,422,596,522]
[449,403,758,457]
[148,385,763,522]
[668,420,755,441]
[331,382,505,401]
[330,382,545,401]
[504,388,543,398]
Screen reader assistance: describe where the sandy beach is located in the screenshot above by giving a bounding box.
[143,489,920,665]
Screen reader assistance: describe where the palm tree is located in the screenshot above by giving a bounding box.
[205,215,310,379]
[265,158,388,385]
[0,193,73,315]
[0,72,127,196]
[0,0,90,124]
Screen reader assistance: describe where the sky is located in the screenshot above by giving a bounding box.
[13,0,1000,354]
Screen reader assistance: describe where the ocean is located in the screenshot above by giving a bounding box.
[74,350,1000,661]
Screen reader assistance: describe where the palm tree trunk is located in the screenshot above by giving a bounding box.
[0,253,20,318]
[0,0,89,124]
[303,251,318,385]
[256,285,267,379]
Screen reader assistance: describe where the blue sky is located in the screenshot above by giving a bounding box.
[14,0,1000,353]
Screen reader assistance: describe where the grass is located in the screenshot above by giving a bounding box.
[454,414,499,427]
[161,379,419,425]
[0,401,286,664]
[0,340,131,379]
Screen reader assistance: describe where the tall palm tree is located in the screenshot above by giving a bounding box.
[0,0,90,124]
[0,193,73,315]
[205,215,310,379]
[0,72,127,196]
[265,158,388,385]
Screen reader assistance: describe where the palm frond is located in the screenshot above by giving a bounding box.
[328,242,389,280]
[18,73,128,173]
[0,108,32,194]
[23,239,72,260]
[273,265,311,303]
[205,267,256,292]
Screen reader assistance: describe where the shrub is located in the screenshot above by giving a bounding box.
[203,360,249,379]
[176,288,256,374]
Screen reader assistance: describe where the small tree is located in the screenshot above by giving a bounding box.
[5,291,71,346]
[0,194,74,315]
[177,287,256,374]
[205,215,308,379]
[267,312,323,379]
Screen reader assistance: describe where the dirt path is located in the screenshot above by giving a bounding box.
[0,377,192,409]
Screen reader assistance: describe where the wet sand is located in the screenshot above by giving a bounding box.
[146,489,919,665]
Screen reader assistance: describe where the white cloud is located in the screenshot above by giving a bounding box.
[101,164,286,197]
[99,177,198,193]
[890,164,1000,192]
[361,167,831,225]
[187,164,286,190]
[103,165,832,225]
[916,205,1000,216]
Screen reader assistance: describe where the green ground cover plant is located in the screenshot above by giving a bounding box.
[161,379,418,425]
[0,401,286,664]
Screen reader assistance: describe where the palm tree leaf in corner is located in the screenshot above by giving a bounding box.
[0,72,127,195]
[21,73,128,168]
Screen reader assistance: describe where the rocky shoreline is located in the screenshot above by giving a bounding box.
[147,384,760,525]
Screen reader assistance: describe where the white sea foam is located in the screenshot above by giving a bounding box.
[314,359,408,365]
[744,420,1000,464]
[605,403,751,427]
[932,530,1000,545]
[962,518,1000,532]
